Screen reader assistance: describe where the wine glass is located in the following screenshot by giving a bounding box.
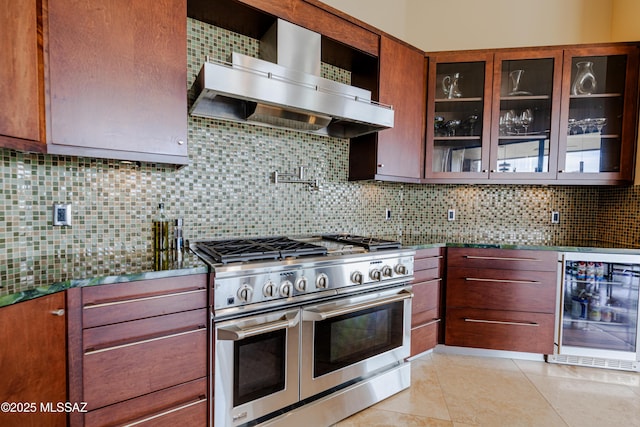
[580,118,593,134]
[568,118,577,135]
[434,116,445,136]
[520,109,533,135]
[445,119,461,136]
[504,110,516,134]
[593,117,607,134]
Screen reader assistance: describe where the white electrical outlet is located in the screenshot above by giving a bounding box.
[53,203,72,226]
[447,209,455,221]
[551,211,560,224]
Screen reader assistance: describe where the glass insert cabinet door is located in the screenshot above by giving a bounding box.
[425,52,493,178]
[489,50,562,180]
[558,46,639,182]
[559,253,640,363]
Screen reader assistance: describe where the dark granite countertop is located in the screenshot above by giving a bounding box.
[401,235,640,255]
[3,236,640,309]
[0,249,208,308]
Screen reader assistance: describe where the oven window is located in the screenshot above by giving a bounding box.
[234,329,286,406]
[313,300,404,377]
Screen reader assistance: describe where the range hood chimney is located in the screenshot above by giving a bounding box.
[189,19,394,138]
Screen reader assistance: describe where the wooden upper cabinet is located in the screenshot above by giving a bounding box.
[349,36,425,182]
[489,48,563,181]
[425,43,640,185]
[377,37,426,179]
[0,293,67,427]
[46,0,188,165]
[0,0,45,152]
[557,45,640,184]
[425,51,493,181]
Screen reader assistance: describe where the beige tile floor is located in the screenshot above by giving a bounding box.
[335,352,640,427]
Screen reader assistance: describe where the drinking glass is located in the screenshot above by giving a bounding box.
[504,110,516,134]
[520,109,533,134]
[594,117,607,134]
[445,119,461,136]
[579,118,593,134]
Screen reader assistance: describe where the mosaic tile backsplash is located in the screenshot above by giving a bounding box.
[1,19,639,295]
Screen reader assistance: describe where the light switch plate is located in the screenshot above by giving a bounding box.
[53,203,72,226]
[551,211,560,224]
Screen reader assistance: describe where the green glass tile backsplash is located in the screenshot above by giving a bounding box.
[0,19,639,295]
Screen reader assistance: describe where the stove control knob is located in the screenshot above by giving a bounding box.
[316,273,329,289]
[382,265,393,277]
[351,271,364,284]
[394,264,408,275]
[370,268,382,281]
[295,277,308,292]
[280,280,293,298]
[263,281,277,298]
[237,285,253,303]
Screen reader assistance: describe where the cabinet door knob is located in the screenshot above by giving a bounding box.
[177,140,185,145]
[51,309,65,316]
[558,170,565,173]
[482,169,488,173]
[490,169,496,173]
[377,164,384,168]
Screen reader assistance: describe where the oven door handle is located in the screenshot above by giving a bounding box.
[302,290,413,322]
[217,312,300,341]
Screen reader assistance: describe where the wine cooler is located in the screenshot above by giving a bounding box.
[548,252,640,371]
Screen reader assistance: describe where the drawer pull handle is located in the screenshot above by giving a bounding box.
[83,288,206,310]
[415,278,442,285]
[123,396,207,426]
[85,327,205,355]
[421,318,441,327]
[463,318,539,327]
[465,277,540,285]
[51,309,65,316]
[464,255,541,262]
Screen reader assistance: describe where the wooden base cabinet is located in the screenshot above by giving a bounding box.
[445,247,557,354]
[0,293,67,427]
[67,274,208,427]
[410,247,444,357]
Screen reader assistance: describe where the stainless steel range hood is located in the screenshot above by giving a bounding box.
[189,19,394,138]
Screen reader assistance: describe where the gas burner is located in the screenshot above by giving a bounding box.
[321,234,402,251]
[194,236,327,264]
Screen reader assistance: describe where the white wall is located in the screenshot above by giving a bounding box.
[322,0,615,51]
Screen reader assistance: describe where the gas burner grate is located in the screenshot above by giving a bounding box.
[321,234,402,251]
[195,237,327,264]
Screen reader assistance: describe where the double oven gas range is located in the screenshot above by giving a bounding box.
[191,235,415,427]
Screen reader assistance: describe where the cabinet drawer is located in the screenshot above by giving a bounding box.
[410,320,440,357]
[412,307,439,329]
[82,275,207,327]
[445,308,555,354]
[412,278,441,315]
[415,256,443,271]
[413,267,441,283]
[447,268,557,313]
[415,247,443,259]
[415,248,444,269]
[83,308,207,352]
[84,377,207,427]
[447,247,558,271]
[83,320,207,410]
